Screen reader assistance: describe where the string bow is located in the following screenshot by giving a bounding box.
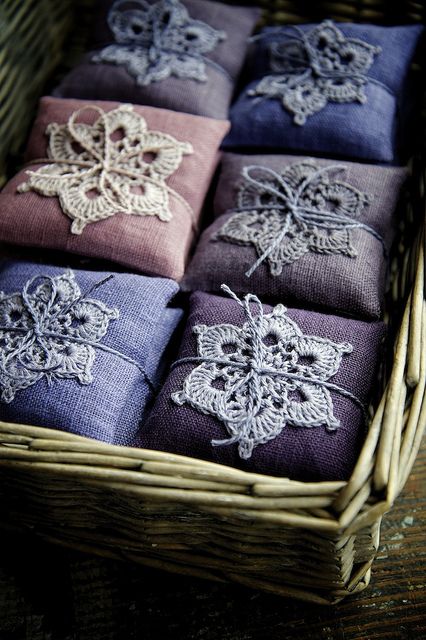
[217,161,384,277]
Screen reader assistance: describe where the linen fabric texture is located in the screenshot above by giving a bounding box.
[0,260,182,445]
[224,23,423,163]
[182,153,408,319]
[0,97,229,280]
[138,291,386,482]
[53,0,260,120]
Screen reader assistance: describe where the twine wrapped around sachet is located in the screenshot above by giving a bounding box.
[138,289,386,482]
[182,152,408,319]
[0,97,229,280]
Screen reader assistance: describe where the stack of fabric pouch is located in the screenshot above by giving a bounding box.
[138,288,386,482]
[53,0,260,120]
[224,21,423,163]
[0,97,229,280]
[182,153,407,319]
[0,260,181,445]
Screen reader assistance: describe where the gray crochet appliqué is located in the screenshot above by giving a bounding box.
[216,161,372,277]
[93,0,226,86]
[249,20,381,124]
[173,286,353,459]
[0,271,118,403]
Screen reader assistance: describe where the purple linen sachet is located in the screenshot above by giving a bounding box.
[53,0,260,120]
[224,21,423,163]
[137,289,386,482]
[182,153,408,319]
[0,260,182,445]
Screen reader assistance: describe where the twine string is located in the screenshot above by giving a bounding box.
[226,164,385,277]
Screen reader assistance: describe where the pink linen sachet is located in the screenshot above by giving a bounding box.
[0,97,229,280]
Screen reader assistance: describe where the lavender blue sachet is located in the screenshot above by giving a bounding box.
[224,21,423,162]
[0,260,181,445]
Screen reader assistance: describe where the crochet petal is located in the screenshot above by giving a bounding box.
[59,298,119,342]
[194,322,247,364]
[285,381,340,430]
[288,333,353,381]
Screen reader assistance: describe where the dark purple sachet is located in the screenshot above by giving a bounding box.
[182,153,408,319]
[137,289,386,482]
[53,0,260,120]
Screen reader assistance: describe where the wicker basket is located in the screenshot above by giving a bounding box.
[0,0,425,605]
[0,0,74,187]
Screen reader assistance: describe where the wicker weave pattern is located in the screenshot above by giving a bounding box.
[0,0,73,186]
[0,0,424,604]
[258,0,425,25]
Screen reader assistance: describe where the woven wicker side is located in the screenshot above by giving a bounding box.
[0,0,73,186]
[0,453,376,605]
[258,0,425,24]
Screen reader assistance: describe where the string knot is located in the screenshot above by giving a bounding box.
[172,285,364,460]
[216,160,385,278]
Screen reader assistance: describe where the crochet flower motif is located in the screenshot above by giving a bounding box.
[249,20,381,124]
[18,104,193,234]
[0,271,118,402]
[92,0,226,86]
[173,286,353,459]
[216,161,372,277]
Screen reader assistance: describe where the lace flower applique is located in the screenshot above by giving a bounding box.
[18,104,193,234]
[249,20,381,125]
[216,161,378,277]
[173,286,354,459]
[92,0,226,86]
[0,271,118,402]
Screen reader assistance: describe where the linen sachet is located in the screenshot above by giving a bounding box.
[138,289,386,482]
[0,260,182,445]
[0,97,229,280]
[182,153,408,319]
[53,0,260,120]
[224,21,423,163]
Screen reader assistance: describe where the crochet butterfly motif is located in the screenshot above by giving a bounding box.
[249,20,381,125]
[216,161,376,277]
[93,0,226,86]
[0,271,118,402]
[18,104,193,234]
[173,286,353,459]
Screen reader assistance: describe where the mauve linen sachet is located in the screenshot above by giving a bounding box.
[53,0,260,120]
[0,97,229,280]
[0,260,182,445]
[182,153,408,319]
[224,21,423,163]
[137,290,386,482]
